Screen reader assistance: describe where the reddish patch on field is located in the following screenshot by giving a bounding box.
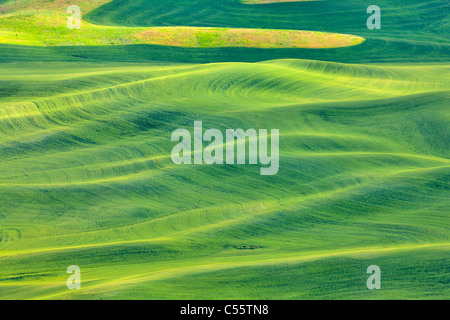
[134,27,364,49]
[242,0,318,4]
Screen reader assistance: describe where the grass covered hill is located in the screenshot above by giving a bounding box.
[0,0,364,48]
[0,0,449,63]
[0,0,448,300]
[84,0,450,62]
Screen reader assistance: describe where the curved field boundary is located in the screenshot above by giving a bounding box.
[242,0,317,3]
[0,0,364,48]
[29,242,450,299]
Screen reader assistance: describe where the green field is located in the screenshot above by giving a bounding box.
[0,0,449,300]
[0,0,363,47]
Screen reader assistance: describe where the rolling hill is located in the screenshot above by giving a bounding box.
[0,0,448,300]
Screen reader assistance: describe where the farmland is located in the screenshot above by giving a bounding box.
[0,0,448,300]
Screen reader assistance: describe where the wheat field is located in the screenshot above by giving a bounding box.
[0,0,448,300]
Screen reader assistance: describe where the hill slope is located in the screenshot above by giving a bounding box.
[1,0,449,62]
[0,59,448,299]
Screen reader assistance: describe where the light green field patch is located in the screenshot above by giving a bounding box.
[0,12,364,48]
[0,0,111,14]
[135,27,365,49]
